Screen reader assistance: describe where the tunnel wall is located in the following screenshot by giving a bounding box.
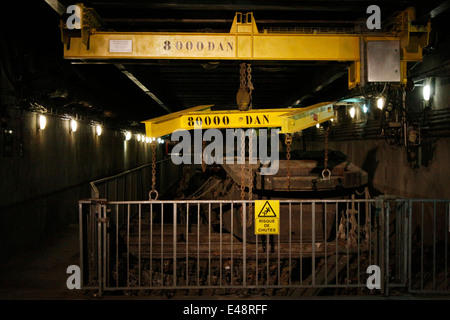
[0,108,158,259]
[304,137,450,199]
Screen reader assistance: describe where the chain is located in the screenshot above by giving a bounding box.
[285,133,292,192]
[324,127,329,171]
[240,63,247,88]
[247,129,253,226]
[151,142,156,190]
[322,127,331,180]
[240,130,246,224]
[246,63,253,110]
[149,141,159,200]
[201,140,206,172]
[240,131,246,201]
[237,63,254,111]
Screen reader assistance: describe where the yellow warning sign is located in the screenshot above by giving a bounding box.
[254,200,280,235]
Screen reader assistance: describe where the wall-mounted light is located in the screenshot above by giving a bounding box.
[137,134,141,142]
[39,115,47,130]
[124,131,132,141]
[96,125,102,136]
[362,104,368,113]
[423,84,431,101]
[70,119,77,132]
[377,97,385,110]
[146,137,150,143]
[349,106,356,119]
[316,123,320,129]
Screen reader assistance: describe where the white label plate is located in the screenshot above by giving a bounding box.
[109,40,133,53]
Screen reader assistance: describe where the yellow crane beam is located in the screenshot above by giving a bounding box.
[63,9,362,61]
[142,102,334,138]
[63,29,362,62]
[61,5,430,89]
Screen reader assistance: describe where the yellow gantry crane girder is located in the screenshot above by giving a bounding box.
[142,102,335,138]
[61,5,430,137]
[62,4,430,89]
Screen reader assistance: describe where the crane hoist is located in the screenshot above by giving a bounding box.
[60,4,429,201]
[60,3,430,140]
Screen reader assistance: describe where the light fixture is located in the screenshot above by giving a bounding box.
[362,104,368,113]
[423,84,431,101]
[70,119,77,132]
[316,123,320,129]
[137,134,141,142]
[377,97,385,110]
[125,131,132,141]
[146,137,150,143]
[39,115,47,130]
[157,138,161,144]
[152,137,156,142]
[96,125,102,136]
[349,106,356,119]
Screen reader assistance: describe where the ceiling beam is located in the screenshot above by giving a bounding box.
[430,0,450,18]
[415,0,450,22]
[44,0,66,15]
[289,69,347,106]
[102,18,356,24]
[115,64,172,113]
[89,1,394,12]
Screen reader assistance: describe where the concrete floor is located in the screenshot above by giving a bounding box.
[0,223,448,300]
[0,224,85,299]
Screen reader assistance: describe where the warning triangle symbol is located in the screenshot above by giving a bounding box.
[258,201,277,217]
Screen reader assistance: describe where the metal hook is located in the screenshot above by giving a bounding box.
[149,190,159,201]
[322,168,331,180]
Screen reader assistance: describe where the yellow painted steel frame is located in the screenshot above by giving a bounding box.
[142,102,335,138]
[281,102,335,133]
[62,5,429,90]
[64,31,361,61]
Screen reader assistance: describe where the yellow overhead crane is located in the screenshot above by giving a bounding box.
[61,4,430,137]
[141,102,334,138]
[62,4,429,89]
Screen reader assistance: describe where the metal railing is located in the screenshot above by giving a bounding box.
[375,198,450,295]
[79,198,404,296]
[406,199,449,293]
[78,197,450,297]
[89,159,172,201]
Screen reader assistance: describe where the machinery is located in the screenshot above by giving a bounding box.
[141,98,368,244]
[175,154,368,243]
[64,5,430,295]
